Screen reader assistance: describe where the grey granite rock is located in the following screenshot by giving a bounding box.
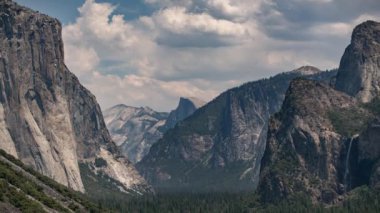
[104,97,204,164]
[104,105,168,164]
[161,97,206,131]
[258,79,357,204]
[0,0,150,193]
[335,21,380,102]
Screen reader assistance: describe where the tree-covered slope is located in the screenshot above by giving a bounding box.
[0,149,104,212]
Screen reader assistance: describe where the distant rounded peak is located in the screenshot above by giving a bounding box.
[111,104,129,109]
[105,104,140,113]
[292,65,321,75]
[179,96,206,108]
[109,104,135,110]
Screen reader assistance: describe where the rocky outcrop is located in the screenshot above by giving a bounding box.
[335,21,380,103]
[0,0,150,193]
[258,79,359,204]
[161,97,206,131]
[259,21,380,204]
[104,105,168,164]
[291,65,321,75]
[357,117,380,190]
[137,68,337,192]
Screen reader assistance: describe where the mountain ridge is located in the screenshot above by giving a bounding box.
[137,67,337,193]
[104,96,205,163]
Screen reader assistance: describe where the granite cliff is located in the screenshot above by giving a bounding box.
[0,0,150,194]
[258,79,360,204]
[336,21,380,103]
[258,20,380,205]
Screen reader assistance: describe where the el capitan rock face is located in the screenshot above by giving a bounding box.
[0,0,150,193]
[137,68,336,193]
[335,20,380,103]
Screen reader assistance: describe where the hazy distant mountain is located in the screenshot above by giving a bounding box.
[104,105,168,163]
[104,97,205,163]
[161,97,206,132]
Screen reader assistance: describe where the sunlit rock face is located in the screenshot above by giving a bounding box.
[104,105,168,164]
[0,0,150,193]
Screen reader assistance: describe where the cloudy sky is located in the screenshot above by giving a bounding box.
[15,0,380,112]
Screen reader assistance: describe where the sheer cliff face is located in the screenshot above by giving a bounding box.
[259,21,380,205]
[0,0,149,193]
[258,79,358,204]
[335,21,380,103]
[161,97,206,131]
[358,117,380,190]
[137,69,336,192]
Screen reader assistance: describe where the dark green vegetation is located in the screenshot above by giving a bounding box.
[2,150,379,213]
[328,106,371,137]
[364,97,380,116]
[0,179,46,213]
[0,149,104,212]
[328,97,380,137]
[87,187,379,213]
[262,186,380,213]
[94,158,108,168]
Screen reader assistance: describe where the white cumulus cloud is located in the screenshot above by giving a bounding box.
[62,0,380,111]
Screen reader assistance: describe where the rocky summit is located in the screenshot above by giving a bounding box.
[0,0,150,194]
[161,97,206,132]
[137,68,336,193]
[335,21,380,103]
[258,79,358,204]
